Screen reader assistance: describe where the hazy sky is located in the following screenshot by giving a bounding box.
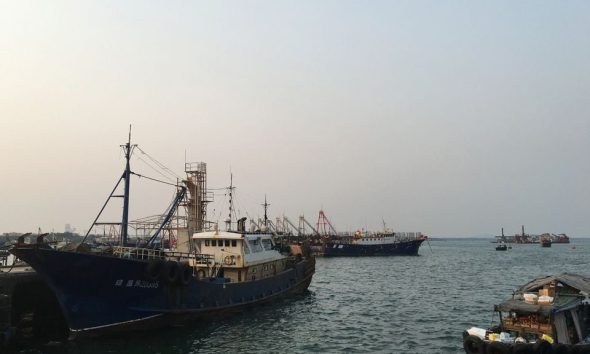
[1,1,589,237]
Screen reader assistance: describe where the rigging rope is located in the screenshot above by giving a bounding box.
[130,171,179,187]
[136,146,182,180]
[134,154,175,183]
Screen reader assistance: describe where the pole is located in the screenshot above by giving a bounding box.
[121,126,132,246]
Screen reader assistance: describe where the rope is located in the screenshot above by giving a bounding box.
[130,171,179,187]
[426,238,433,254]
[136,147,182,180]
[134,155,175,183]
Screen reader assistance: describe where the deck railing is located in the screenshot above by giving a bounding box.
[111,246,214,264]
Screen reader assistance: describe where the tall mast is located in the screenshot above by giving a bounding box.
[121,126,133,246]
[227,173,234,231]
[262,195,270,227]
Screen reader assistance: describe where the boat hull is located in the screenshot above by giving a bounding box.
[323,239,425,257]
[10,246,315,338]
[463,335,590,354]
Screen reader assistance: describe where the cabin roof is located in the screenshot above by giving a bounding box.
[516,273,590,295]
[192,231,243,240]
[191,231,274,240]
[496,296,581,316]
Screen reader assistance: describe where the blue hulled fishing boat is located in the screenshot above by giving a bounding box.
[10,132,315,338]
[310,211,427,257]
[323,232,427,257]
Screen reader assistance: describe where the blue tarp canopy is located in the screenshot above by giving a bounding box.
[516,273,590,295]
[495,296,581,316]
[495,273,590,315]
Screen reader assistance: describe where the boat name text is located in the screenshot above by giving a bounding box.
[115,279,159,289]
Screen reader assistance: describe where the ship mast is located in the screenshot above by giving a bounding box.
[121,126,134,246]
[262,195,270,227]
[226,173,235,231]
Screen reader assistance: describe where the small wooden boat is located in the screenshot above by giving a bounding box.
[463,273,590,354]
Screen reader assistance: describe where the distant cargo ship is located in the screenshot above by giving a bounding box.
[495,226,570,244]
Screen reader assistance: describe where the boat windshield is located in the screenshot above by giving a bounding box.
[262,239,273,251]
[249,239,263,253]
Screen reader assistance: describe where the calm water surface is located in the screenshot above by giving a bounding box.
[10,238,590,354]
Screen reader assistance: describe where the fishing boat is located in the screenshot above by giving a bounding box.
[9,132,315,339]
[541,235,552,248]
[495,242,508,251]
[462,273,590,354]
[313,211,427,257]
[323,231,427,257]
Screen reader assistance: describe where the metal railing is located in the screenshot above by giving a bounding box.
[111,246,214,264]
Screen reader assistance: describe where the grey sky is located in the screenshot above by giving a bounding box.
[1,1,589,236]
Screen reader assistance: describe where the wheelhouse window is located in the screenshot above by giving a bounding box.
[262,239,272,251]
[249,239,263,252]
[205,240,210,247]
[231,240,237,247]
[225,240,230,247]
[211,240,216,246]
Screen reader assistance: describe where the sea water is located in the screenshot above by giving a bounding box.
[9,238,590,354]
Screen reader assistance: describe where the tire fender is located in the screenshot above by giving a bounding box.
[197,269,206,279]
[162,261,180,284]
[463,335,486,354]
[552,343,571,354]
[571,344,590,354]
[146,260,163,281]
[512,343,536,354]
[179,264,192,285]
[486,341,510,354]
[534,340,553,354]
